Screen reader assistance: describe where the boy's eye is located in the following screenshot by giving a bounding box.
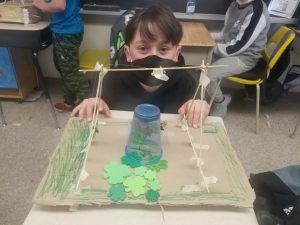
[160,47,170,53]
[137,46,147,52]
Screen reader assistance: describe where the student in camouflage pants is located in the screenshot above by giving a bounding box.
[52,32,89,107]
[33,0,89,112]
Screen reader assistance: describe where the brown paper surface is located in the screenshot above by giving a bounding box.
[34,114,254,207]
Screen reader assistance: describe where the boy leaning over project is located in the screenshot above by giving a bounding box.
[72,6,210,128]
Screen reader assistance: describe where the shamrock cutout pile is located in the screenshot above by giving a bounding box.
[104,158,167,203]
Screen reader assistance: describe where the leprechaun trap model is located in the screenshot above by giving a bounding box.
[33,62,254,207]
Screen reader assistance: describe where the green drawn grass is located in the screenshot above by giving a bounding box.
[37,119,90,200]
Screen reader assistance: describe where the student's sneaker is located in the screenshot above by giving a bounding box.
[210,94,232,118]
[54,102,74,113]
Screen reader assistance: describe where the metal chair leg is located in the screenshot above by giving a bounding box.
[32,50,60,130]
[0,101,7,127]
[255,83,260,134]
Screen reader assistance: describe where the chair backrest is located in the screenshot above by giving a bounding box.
[262,26,295,72]
[110,9,136,68]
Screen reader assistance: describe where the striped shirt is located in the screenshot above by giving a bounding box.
[212,0,270,64]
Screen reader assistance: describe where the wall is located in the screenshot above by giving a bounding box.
[84,0,231,14]
[39,12,300,83]
[39,15,223,78]
[39,15,113,78]
[84,0,300,18]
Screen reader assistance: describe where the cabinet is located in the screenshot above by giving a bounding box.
[0,47,37,99]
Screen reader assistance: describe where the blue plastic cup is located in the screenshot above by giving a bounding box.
[125,104,162,166]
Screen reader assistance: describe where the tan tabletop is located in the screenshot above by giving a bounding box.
[180,21,216,47]
[0,21,49,31]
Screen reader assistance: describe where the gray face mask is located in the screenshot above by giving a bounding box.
[129,55,177,87]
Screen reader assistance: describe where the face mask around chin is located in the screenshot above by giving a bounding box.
[129,55,177,87]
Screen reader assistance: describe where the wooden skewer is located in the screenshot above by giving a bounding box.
[76,67,105,190]
[79,64,228,73]
[209,79,222,107]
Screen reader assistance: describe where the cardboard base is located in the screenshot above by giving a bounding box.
[33,113,254,208]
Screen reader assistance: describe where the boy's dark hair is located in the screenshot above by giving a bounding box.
[125,5,182,46]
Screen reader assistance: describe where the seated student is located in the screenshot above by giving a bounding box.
[207,0,270,117]
[72,5,210,128]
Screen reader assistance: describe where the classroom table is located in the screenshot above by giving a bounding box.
[180,21,216,65]
[0,21,60,129]
[23,204,258,225]
[23,112,258,225]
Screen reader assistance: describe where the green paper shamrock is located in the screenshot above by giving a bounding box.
[134,166,147,176]
[149,180,161,191]
[121,155,141,168]
[104,162,131,184]
[107,184,126,202]
[145,189,160,202]
[123,176,147,197]
[144,170,157,181]
[146,160,168,172]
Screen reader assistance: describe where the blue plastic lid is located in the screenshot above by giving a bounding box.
[134,104,160,121]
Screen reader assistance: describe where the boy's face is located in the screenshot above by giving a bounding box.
[124,25,181,63]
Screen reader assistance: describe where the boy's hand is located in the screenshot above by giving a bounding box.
[178,99,210,128]
[71,98,111,122]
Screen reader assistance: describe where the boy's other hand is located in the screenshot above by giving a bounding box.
[178,99,210,128]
